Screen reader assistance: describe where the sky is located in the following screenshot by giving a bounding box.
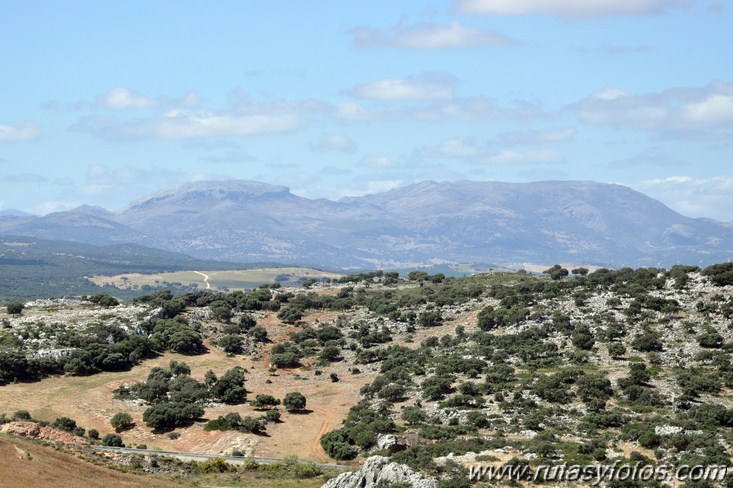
[0,0,731,220]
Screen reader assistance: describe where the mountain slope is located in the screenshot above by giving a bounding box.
[1,179,731,268]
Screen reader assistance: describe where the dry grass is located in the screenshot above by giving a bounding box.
[88,267,342,291]
[0,311,370,464]
[0,434,182,488]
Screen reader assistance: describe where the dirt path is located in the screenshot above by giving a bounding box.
[308,406,336,460]
[193,271,211,289]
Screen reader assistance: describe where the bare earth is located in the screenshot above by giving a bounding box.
[0,434,182,488]
[0,310,370,464]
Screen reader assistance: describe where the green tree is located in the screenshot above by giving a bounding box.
[217,335,244,354]
[251,394,280,410]
[319,344,341,362]
[571,324,595,351]
[110,412,134,432]
[101,433,124,447]
[210,367,247,404]
[283,392,307,412]
[402,407,427,425]
[544,264,569,280]
[52,416,78,432]
[142,402,204,430]
[6,302,24,316]
[250,325,268,342]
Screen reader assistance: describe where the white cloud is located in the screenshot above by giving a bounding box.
[571,81,733,138]
[309,133,357,153]
[499,128,575,145]
[681,94,733,125]
[332,102,378,121]
[0,122,41,142]
[636,175,733,221]
[361,155,397,169]
[45,88,200,112]
[483,149,565,165]
[414,138,565,165]
[455,0,693,19]
[351,78,453,101]
[34,200,81,215]
[351,21,520,49]
[103,87,156,109]
[73,110,304,140]
[199,149,256,163]
[339,179,403,198]
[410,96,546,122]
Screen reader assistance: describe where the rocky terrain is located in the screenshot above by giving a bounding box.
[2,263,733,486]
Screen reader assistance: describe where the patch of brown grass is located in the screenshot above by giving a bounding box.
[0,434,182,488]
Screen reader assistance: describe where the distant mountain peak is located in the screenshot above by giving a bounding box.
[124,179,291,211]
[2,179,731,268]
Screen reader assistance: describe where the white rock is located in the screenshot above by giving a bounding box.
[321,455,438,488]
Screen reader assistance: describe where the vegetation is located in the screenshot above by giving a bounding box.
[283,392,307,412]
[3,263,733,485]
[110,412,134,432]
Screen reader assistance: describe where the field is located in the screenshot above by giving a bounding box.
[0,433,182,488]
[88,268,343,292]
[0,309,368,464]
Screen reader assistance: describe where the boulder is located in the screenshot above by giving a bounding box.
[376,434,407,453]
[321,455,438,488]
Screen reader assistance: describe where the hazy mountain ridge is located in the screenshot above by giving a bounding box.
[1,179,731,268]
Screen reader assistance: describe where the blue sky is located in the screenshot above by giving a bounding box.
[1,0,731,220]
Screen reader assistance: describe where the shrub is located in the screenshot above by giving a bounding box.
[607,342,626,359]
[402,407,428,425]
[217,335,244,354]
[697,329,724,349]
[277,306,304,324]
[210,367,247,404]
[5,302,24,316]
[13,410,32,421]
[52,417,78,433]
[631,331,664,352]
[101,433,124,447]
[110,412,134,432]
[251,394,280,410]
[418,310,443,327]
[283,392,307,412]
[250,326,268,341]
[321,429,358,460]
[199,457,230,473]
[571,325,595,351]
[638,431,661,449]
[702,263,733,286]
[319,344,341,362]
[143,402,204,430]
[466,411,490,429]
[265,410,281,423]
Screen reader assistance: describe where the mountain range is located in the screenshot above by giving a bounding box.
[1,179,731,269]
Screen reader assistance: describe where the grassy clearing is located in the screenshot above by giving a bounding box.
[89,268,342,291]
